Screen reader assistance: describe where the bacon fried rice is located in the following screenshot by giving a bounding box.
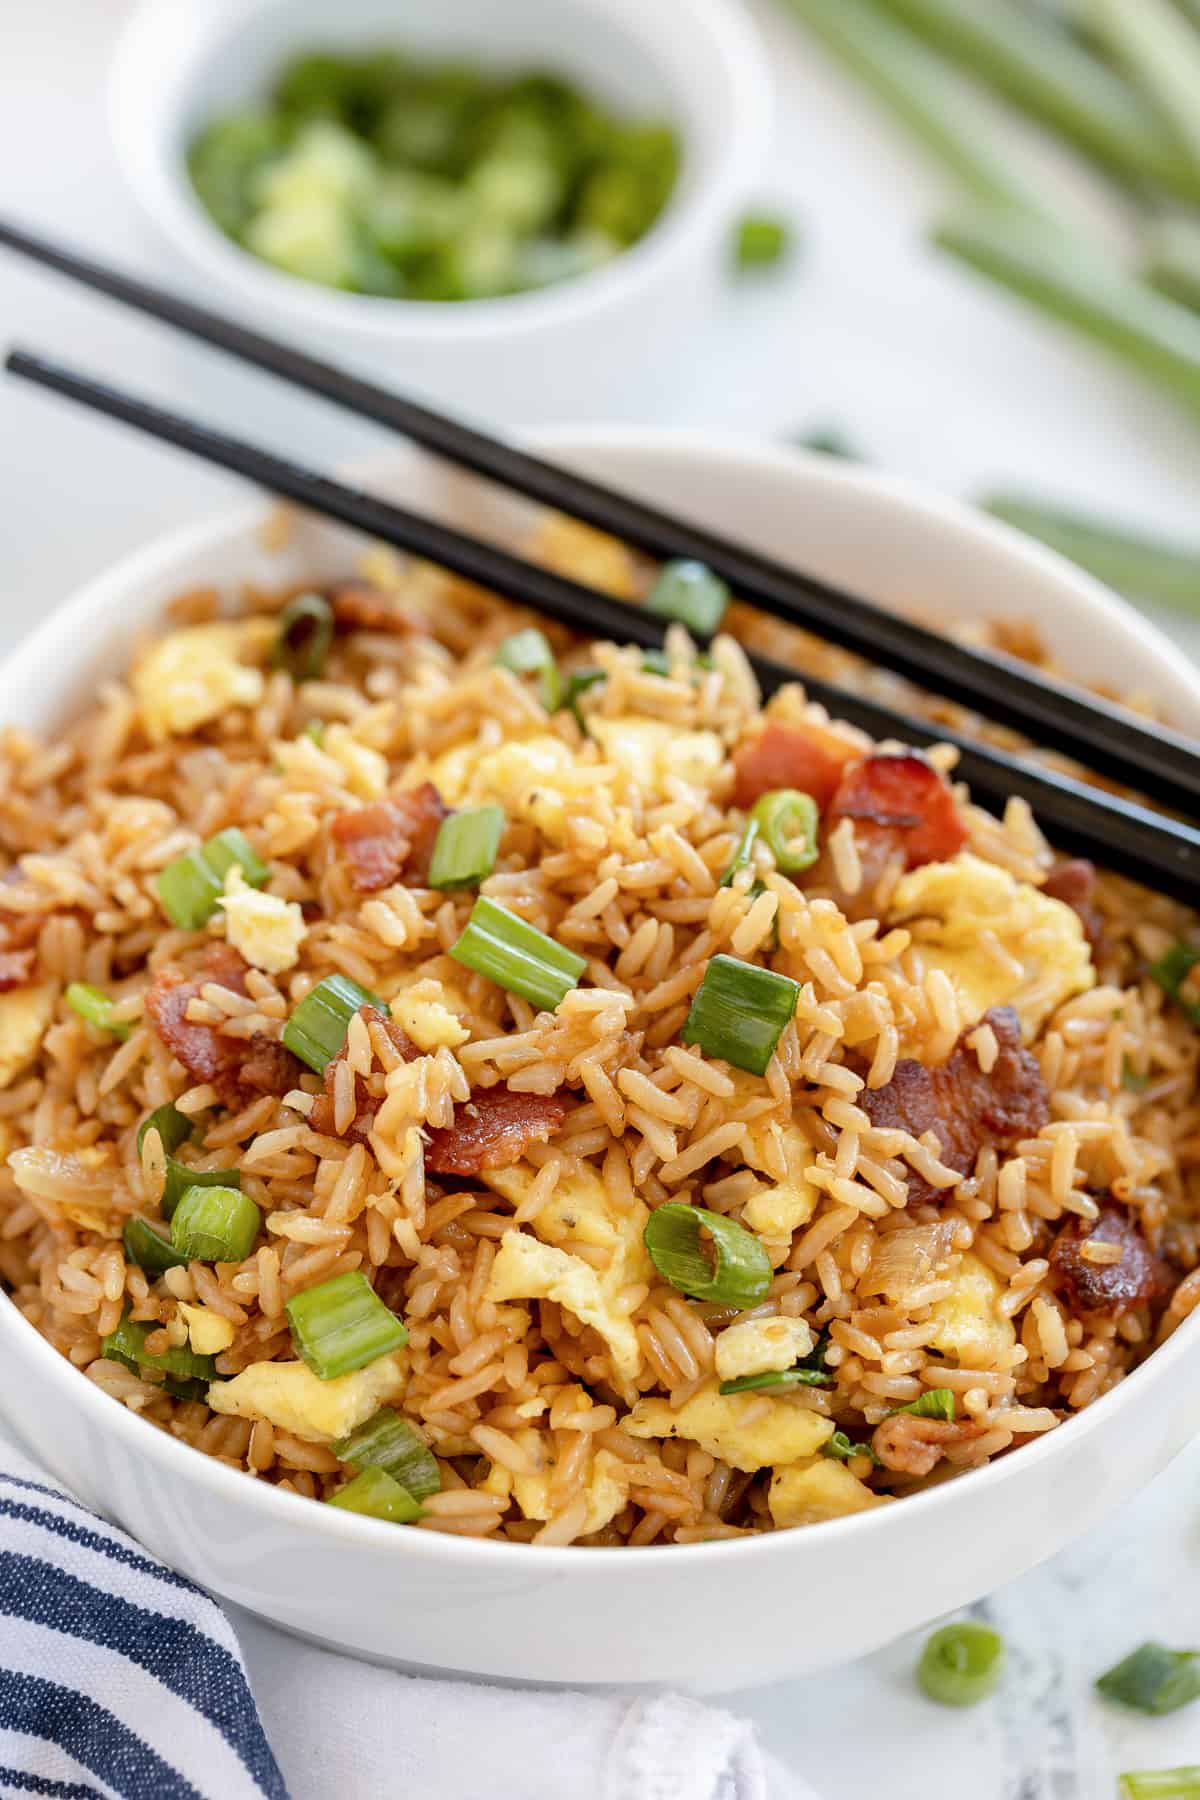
[2,510,1199,1547]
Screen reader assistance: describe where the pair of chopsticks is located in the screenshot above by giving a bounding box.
[3,216,1200,903]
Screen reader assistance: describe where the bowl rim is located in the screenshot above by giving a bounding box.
[107,0,772,343]
[2,423,1198,1574]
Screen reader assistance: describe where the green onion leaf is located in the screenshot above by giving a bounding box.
[1149,943,1200,1027]
[202,827,270,888]
[1122,1059,1151,1093]
[161,1159,242,1224]
[1120,1769,1200,1799]
[1098,1643,1200,1716]
[331,1407,441,1499]
[750,789,820,874]
[565,666,606,723]
[272,592,334,681]
[494,628,563,711]
[646,559,729,637]
[122,1216,189,1275]
[643,1203,773,1309]
[822,1429,881,1465]
[283,973,387,1073]
[428,805,505,891]
[641,649,672,677]
[450,896,585,1012]
[101,1314,218,1389]
[326,1465,423,1524]
[917,1621,1006,1707]
[735,213,792,269]
[171,1184,261,1264]
[892,1387,956,1421]
[681,954,799,1077]
[718,1367,832,1394]
[287,1269,408,1380]
[157,828,270,928]
[719,820,760,889]
[66,982,132,1041]
[137,1102,193,1159]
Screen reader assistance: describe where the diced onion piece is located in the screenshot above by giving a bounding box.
[643,1203,772,1310]
[286,1270,408,1381]
[681,954,799,1077]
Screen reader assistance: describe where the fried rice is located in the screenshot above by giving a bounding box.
[1,508,1199,1548]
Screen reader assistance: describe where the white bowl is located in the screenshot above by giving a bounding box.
[2,431,1198,1693]
[108,0,770,424]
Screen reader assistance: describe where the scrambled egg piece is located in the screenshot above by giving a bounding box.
[739,1122,819,1239]
[484,1434,628,1536]
[132,621,271,743]
[323,723,389,800]
[769,1458,889,1528]
[928,1250,1016,1368]
[207,1351,406,1443]
[529,513,639,599]
[414,735,576,841]
[217,868,306,974]
[587,717,724,795]
[487,1231,644,1390]
[890,853,1094,1041]
[390,980,469,1052]
[624,1380,833,1472]
[0,984,54,1089]
[179,1303,236,1356]
[714,1316,815,1383]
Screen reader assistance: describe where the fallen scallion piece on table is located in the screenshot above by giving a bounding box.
[283,972,388,1073]
[326,1466,423,1523]
[643,1203,773,1310]
[286,1269,408,1380]
[450,896,585,1012]
[734,213,793,269]
[1144,217,1200,315]
[917,1621,1006,1706]
[981,493,1200,614]
[1097,1643,1200,1716]
[1119,1770,1200,1799]
[681,954,799,1077]
[1087,0,1200,176]
[790,426,865,459]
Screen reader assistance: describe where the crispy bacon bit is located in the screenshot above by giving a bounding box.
[309,1006,421,1142]
[871,1414,983,1477]
[331,784,448,892]
[1042,858,1104,952]
[860,1006,1049,1204]
[828,752,967,871]
[145,945,301,1108]
[732,720,857,813]
[327,582,418,637]
[424,1086,571,1176]
[0,949,36,992]
[1049,1202,1174,1320]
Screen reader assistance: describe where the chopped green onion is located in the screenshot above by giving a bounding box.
[1120,1769,1200,1799]
[494,628,563,711]
[283,973,388,1073]
[646,560,729,637]
[735,213,792,269]
[286,1269,408,1380]
[917,1621,1006,1707]
[641,648,672,676]
[1088,0,1200,177]
[137,1102,193,1159]
[450,896,585,1012]
[681,954,799,1077]
[202,827,270,888]
[643,1203,773,1310]
[1098,1643,1200,1716]
[326,1465,423,1524]
[750,789,820,874]
[66,982,132,1041]
[157,828,269,928]
[122,1216,188,1275]
[980,492,1200,616]
[1122,1058,1151,1093]
[718,1367,833,1394]
[331,1407,441,1499]
[272,592,334,681]
[101,1314,218,1390]
[1149,943,1200,1027]
[171,1184,261,1264]
[565,666,606,721]
[892,1387,956,1421]
[822,1429,881,1464]
[428,805,505,891]
[791,426,864,460]
[304,719,326,746]
[719,820,760,889]
[161,1159,242,1224]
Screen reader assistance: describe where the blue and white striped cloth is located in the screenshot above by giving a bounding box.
[0,1433,804,1800]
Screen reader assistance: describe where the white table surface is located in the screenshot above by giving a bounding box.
[4,3,1200,1795]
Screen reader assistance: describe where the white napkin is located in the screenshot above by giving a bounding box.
[0,1430,807,1800]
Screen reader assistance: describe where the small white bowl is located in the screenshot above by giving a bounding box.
[109,0,770,423]
[2,431,1198,1692]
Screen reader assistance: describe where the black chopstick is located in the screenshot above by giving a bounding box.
[8,344,1200,905]
[1,215,1198,817]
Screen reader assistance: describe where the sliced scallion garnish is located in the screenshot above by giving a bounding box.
[286,1270,408,1381]
[331,1407,441,1499]
[272,592,334,682]
[822,1429,881,1465]
[122,1216,189,1275]
[917,1622,1005,1707]
[282,973,387,1074]
[565,666,606,724]
[719,819,760,889]
[718,1367,832,1395]
[161,1159,242,1224]
[450,896,585,1012]
[1120,1768,1200,1799]
[681,954,799,1077]
[157,828,269,929]
[892,1388,956,1421]
[171,1183,261,1264]
[750,788,820,874]
[101,1314,218,1390]
[735,213,791,269]
[202,827,270,889]
[641,648,672,676]
[646,559,729,636]
[494,628,563,711]
[1148,943,1200,1027]
[66,982,132,1041]
[326,1466,423,1524]
[428,805,505,891]
[1097,1643,1200,1716]
[137,1102,193,1159]
[643,1203,773,1310]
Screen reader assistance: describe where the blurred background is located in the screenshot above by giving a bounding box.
[5,1,1200,1793]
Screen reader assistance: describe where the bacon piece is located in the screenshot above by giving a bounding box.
[732,721,857,813]
[424,1086,570,1176]
[327,582,418,637]
[145,945,301,1108]
[860,1006,1049,1204]
[309,1006,421,1142]
[331,784,448,892]
[828,752,967,872]
[1042,858,1104,952]
[0,949,36,991]
[1049,1202,1174,1320]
